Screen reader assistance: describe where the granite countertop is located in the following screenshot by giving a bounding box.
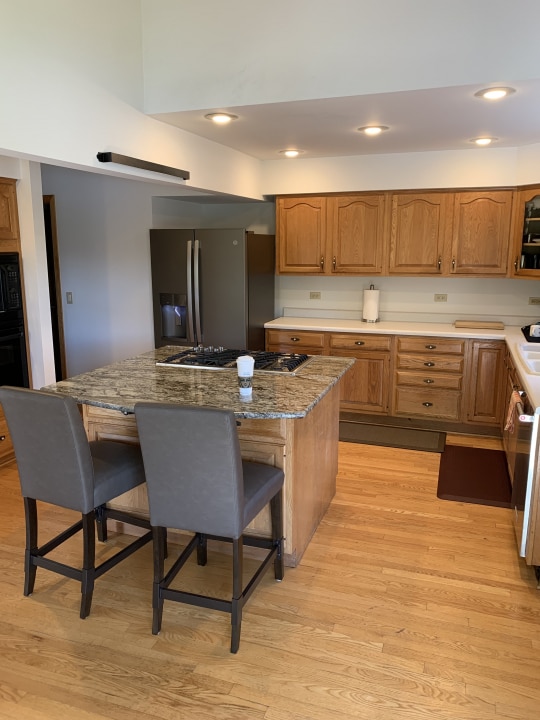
[42,346,354,419]
[265,317,540,409]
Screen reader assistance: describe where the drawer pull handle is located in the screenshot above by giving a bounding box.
[290,337,300,342]
[424,378,434,384]
[424,361,435,367]
[422,402,433,407]
[355,341,365,346]
[438,256,442,272]
[425,344,436,350]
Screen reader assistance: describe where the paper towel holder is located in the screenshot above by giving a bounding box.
[362,283,380,323]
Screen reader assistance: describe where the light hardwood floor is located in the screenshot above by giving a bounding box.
[0,440,539,720]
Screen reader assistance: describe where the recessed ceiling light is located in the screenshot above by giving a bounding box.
[474,87,516,100]
[357,125,389,136]
[278,149,304,158]
[470,137,498,146]
[204,112,238,125]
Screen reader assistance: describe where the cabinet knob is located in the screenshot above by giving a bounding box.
[438,256,442,272]
[355,341,365,346]
[423,378,434,384]
[514,257,519,271]
[290,337,300,342]
[422,402,433,407]
[0,435,5,442]
[320,256,325,270]
[332,256,336,270]
[424,361,435,367]
[452,258,456,270]
[425,344,436,350]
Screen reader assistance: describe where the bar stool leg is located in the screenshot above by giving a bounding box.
[80,511,96,619]
[231,537,244,654]
[152,526,165,634]
[95,504,108,542]
[270,490,284,581]
[23,497,38,596]
[197,533,207,566]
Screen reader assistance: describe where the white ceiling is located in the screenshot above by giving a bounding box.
[151,79,540,161]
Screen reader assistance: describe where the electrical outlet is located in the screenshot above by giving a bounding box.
[529,297,540,305]
[434,293,447,302]
[66,292,73,304]
[309,291,321,300]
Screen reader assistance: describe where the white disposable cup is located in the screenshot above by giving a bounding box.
[237,355,255,396]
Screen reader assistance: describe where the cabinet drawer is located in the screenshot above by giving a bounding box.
[394,387,461,420]
[329,333,392,352]
[266,329,326,350]
[395,370,462,390]
[396,354,464,373]
[396,336,465,355]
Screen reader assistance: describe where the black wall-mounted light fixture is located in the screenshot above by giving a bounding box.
[96,152,190,180]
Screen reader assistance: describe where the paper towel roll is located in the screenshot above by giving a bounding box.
[362,288,380,322]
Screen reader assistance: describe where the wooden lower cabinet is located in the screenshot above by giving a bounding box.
[392,336,465,421]
[266,329,326,355]
[328,333,392,414]
[0,404,15,466]
[465,340,506,425]
[266,328,506,431]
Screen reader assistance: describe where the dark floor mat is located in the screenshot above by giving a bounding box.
[339,421,446,453]
[437,444,511,508]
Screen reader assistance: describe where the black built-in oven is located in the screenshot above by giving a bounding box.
[0,253,29,387]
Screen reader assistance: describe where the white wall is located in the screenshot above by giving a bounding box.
[40,165,157,375]
[141,0,539,112]
[276,275,540,327]
[0,0,264,200]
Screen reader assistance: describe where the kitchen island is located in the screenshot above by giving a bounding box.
[42,347,354,567]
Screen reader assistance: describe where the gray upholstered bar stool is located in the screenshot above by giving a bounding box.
[134,402,285,653]
[0,386,152,619]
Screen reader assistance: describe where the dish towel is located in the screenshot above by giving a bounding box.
[504,390,522,432]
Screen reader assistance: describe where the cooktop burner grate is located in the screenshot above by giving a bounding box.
[157,348,312,374]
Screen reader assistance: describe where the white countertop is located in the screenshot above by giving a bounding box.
[265,317,540,409]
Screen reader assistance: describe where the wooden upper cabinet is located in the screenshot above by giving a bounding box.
[276,193,387,275]
[327,194,387,274]
[0,178,20,250]
[510,186,540,278]
[450,190,513,275]
[277,196,326,273]
[388,192,451,275]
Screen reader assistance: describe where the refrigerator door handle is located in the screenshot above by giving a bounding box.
[193,238,202,343]
[186,240,195,344]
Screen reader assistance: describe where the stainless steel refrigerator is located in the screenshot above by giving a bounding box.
[149,228,275,350]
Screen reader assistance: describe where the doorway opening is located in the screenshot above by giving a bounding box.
[43,196,67,381]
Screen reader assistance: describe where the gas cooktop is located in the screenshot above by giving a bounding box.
[156,348,313,374]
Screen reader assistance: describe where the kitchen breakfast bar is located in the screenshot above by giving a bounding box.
[42,347,354,567]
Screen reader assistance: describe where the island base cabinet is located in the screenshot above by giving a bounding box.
[82,385,341,567]
[0,404,15,466]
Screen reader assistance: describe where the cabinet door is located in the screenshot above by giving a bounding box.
[330,349,390,414]
[466,340,505,425]
[389,192,450,275]
[510,186,540,278]
[450,191,512,275]
[328,194,387,274]
[277,196,327,273]
[0,178,20,250]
